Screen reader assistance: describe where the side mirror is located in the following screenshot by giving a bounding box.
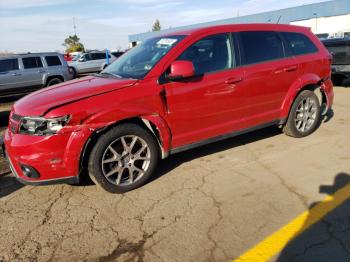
[78,57,86,62]
[167,60,195,81]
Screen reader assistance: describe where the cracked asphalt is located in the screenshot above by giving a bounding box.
[0,87,349,262]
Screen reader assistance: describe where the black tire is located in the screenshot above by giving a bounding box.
[88,124,159,193]
[70,67,77,79]
[283,90,321,138]
[46,78,63,87]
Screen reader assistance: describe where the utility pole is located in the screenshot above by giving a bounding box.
[73,17,77,36]
[313,13,318,31]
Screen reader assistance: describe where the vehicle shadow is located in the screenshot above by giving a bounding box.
[277,172,350,262]
[0,175,24,198]
[152,126,282,182]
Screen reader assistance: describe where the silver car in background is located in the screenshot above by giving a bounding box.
[0,52,73,97]
[68,51,118,77]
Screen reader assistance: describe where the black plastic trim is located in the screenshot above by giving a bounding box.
[15,175,79,186]
[170,119,284,155]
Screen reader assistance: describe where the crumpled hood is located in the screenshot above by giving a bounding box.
[13,76,138,116]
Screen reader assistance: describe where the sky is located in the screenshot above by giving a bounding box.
[0,0,329,53]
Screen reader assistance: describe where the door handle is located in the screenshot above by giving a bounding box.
[284,65,298,72]
[225,76,243,85]
[274,67,285,74]
[38,70,46,73]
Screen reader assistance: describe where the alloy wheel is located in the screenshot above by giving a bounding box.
[294,97,317,133]
[101,135,151,186]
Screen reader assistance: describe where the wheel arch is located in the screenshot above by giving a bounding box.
[79,115,171,180]
[45,75,64,86]
[280,74,328,120]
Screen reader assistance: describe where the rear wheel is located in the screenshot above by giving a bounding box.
[283,90,321,138]
[88,124,159,193]
[69,67,77,79]
[46,78,63,86]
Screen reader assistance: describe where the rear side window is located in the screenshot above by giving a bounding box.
[177,33,234,75]
[282,32,318,56]
[45,56,62,66]
[22,57,43,69]
[91,53,106,60]
[0,59,19,72]
[239,31,284,65]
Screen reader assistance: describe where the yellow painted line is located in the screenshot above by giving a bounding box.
[234,183,350,262]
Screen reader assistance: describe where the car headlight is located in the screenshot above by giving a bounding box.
[19,115,71,135]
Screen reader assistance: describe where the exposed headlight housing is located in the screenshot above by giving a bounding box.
[19,115,71,135]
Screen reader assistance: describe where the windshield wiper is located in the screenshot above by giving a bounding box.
[94,72,123,78]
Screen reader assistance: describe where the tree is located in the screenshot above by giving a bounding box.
[152,19,161,31]
[62,34,85,52]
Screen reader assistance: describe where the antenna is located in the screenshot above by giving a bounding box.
[276,15,282,24]
[73,17,77,35]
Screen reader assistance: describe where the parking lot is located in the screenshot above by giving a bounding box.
[0,87,349,261]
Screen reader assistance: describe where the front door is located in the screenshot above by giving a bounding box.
[0,58,22,92]
[162,33,247,148]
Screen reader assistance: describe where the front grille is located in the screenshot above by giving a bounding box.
[10,125,16,133]
[11,113,22,122]
[9,113,22,134]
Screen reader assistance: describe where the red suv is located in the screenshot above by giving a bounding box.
[2,24,334,193]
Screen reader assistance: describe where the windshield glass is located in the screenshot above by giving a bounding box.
[72,54,82,61]
[102,35,186,79]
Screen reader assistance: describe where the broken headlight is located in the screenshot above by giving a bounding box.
[19,115,71,135]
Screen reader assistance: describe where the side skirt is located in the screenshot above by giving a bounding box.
[170,119,285,155]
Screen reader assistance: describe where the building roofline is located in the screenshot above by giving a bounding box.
[129,0,350,43]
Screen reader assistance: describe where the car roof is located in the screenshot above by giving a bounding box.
[161,23,310,37]
[0,52,62,60]
[322,37,350,46]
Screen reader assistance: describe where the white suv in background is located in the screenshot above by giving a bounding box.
[68,51,118,77]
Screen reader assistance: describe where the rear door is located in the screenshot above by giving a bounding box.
[21,56,46,88]
[238,31,299,126]
[0,58,22,92]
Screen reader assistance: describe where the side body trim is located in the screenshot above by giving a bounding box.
[170,119,284,155]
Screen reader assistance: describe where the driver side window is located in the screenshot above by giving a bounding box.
[177,33,234,75]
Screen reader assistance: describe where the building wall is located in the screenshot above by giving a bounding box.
[291,14,350,38]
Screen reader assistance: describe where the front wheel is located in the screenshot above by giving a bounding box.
[88,124,159,193]
[283,90,321,138]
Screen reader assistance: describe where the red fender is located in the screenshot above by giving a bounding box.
[280,74,321,119]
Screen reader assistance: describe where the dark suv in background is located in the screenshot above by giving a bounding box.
[0,52,73,97]
[322,38,350,86]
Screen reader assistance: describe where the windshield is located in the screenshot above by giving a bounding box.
[72,54,82,61]
[102,35,186,79]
